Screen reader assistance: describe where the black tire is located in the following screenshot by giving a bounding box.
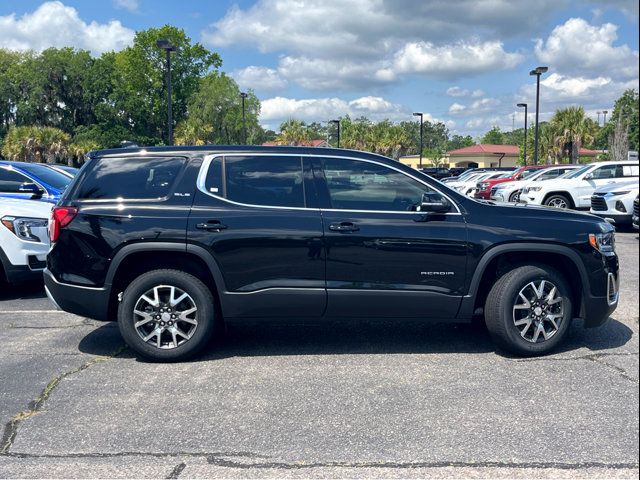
[485,264,573,356]
[508,191,520,202]
[544,194,572,209]
[118,269,217,362]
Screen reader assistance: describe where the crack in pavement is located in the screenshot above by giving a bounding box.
[516,352,639,384]
[1,452,638,471]
[166,462,186,479]
[0,345,127,455]
[3,318,107,330]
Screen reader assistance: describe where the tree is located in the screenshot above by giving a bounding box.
[174,118,214,145]
[481,126,504,144]
[186,72,261,144]
[1,125,70,163]
[599,89,639,152]
[550,106,597,163]
[277,119,311,145]
[109,25,221,144]
[610,112,630,162]
[447,134,474,151]
[68,139,100,166]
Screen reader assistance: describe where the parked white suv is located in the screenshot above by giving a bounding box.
[450,172,509,197]
[0,198,52,284]
[590,180,639,227]
[491,166,581,203]
[520,161,639,209]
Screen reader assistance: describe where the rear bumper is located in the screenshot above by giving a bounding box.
[43,269,111,321]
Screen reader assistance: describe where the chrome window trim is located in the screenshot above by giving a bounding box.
[197,153,462,215]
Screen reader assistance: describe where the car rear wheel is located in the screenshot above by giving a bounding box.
[545,194,572,209]
[118,269,217,362]
[485,264,572,356]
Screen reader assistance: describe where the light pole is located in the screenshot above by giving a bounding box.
[240,92,248,144]
[329,119,340,148]
[517,103,528,165]
[603,110,608,124]
[413,112,423,168]
[597,111,602,126]
[156,39,177,145]
[529,66,548,165]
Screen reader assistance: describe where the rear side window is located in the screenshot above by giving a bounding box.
[0,168,30,193]
[208,156,305,208]
[75,157,185,200]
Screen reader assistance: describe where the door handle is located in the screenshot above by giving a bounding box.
[329,221,359,232]
[196,221,228,231]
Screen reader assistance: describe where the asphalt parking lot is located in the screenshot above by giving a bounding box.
[0,233,638,479]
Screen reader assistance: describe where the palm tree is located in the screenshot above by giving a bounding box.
[1,125,69,163]
[550,107,597,163]
[276,119,309,146]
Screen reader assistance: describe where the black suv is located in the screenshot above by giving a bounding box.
[45,146,619,361]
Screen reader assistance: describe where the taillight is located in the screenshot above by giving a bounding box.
[49,206,78,242]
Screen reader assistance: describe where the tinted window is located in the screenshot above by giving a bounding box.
[224,156,304,208]
[75,157,185,200]
[322,158,432,211]
[17,163,72,190]
[0,168,30,193]
[619,164,639,177]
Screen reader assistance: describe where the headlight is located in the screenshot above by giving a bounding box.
[589,232,615,253]
[479,182,490,189]
[1,216,48,243]
[607,191,630,196]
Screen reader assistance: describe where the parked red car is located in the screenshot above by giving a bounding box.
[474,165,550,200]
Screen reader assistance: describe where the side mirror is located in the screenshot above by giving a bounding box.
[19,182,44,198]
[584,173,594,180]
[420,192,451,213]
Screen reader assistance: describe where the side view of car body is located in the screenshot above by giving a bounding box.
[590,181,640,227]
[0,161,74,204]
[474,165,549,200]
[0,198,51,284]
[45,146,619,362]
[491,166,581,203]
[520,161,639,209]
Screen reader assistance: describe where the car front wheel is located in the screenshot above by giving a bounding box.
[545,194,572,209]
[485,264,573,356]
[117,269,217,362]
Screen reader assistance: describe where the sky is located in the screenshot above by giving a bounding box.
[0,0,638,137]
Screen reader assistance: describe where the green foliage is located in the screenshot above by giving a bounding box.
[550,106,597,163]
[600,89,638,152]
[184,72,260,144]
[1,125,70,163]
[446,134,474,151]
[481,126,504,144]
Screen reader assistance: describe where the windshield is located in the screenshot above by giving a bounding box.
[456,170,478,181]
[17,163,73,190]
[562,165,591,179]
[521,169,540,179]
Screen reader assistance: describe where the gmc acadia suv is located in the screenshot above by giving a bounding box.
[44,146,620,361]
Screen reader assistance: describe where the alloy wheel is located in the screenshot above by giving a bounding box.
[133,285,198,349]
[547,197,568,208]
[512,280,564,343]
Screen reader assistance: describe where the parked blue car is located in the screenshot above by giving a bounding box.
[0,161,74,203]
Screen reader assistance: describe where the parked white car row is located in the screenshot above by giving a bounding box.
[486,160,639,227]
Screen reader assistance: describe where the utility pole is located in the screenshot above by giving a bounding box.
[413,112,424,168]
[240,92,248,144]
[529,66,548,165]
[156,39,177,145]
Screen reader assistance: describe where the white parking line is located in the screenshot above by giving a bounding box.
[0,310,63,313]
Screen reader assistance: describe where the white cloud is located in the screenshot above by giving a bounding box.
[0,1,134,55]
[448,97,501,116]
[202,0,553,90]
[534,18,639,80]
[393,40,523,78]
[446,87,485,98]
[260,95,411,126]
[232,66,288,91]
[113,0,139,13]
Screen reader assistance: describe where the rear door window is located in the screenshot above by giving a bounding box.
[207,156,305,208]
[75,157,185,200]
[0,168,31,193]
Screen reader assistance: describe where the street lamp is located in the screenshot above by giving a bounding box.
[603,110,609,124]
[329,119,340,148]
[597,111,602,126]
[529,66,548,165]
[240,92,248,144]
[413,112,424,169]
[517,103,528,165]
[156,39,177,145]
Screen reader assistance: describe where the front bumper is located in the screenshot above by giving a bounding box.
[474,190,491,200]
[590,211,633,225]
[580,251,619,328]
[43,269,111,321]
